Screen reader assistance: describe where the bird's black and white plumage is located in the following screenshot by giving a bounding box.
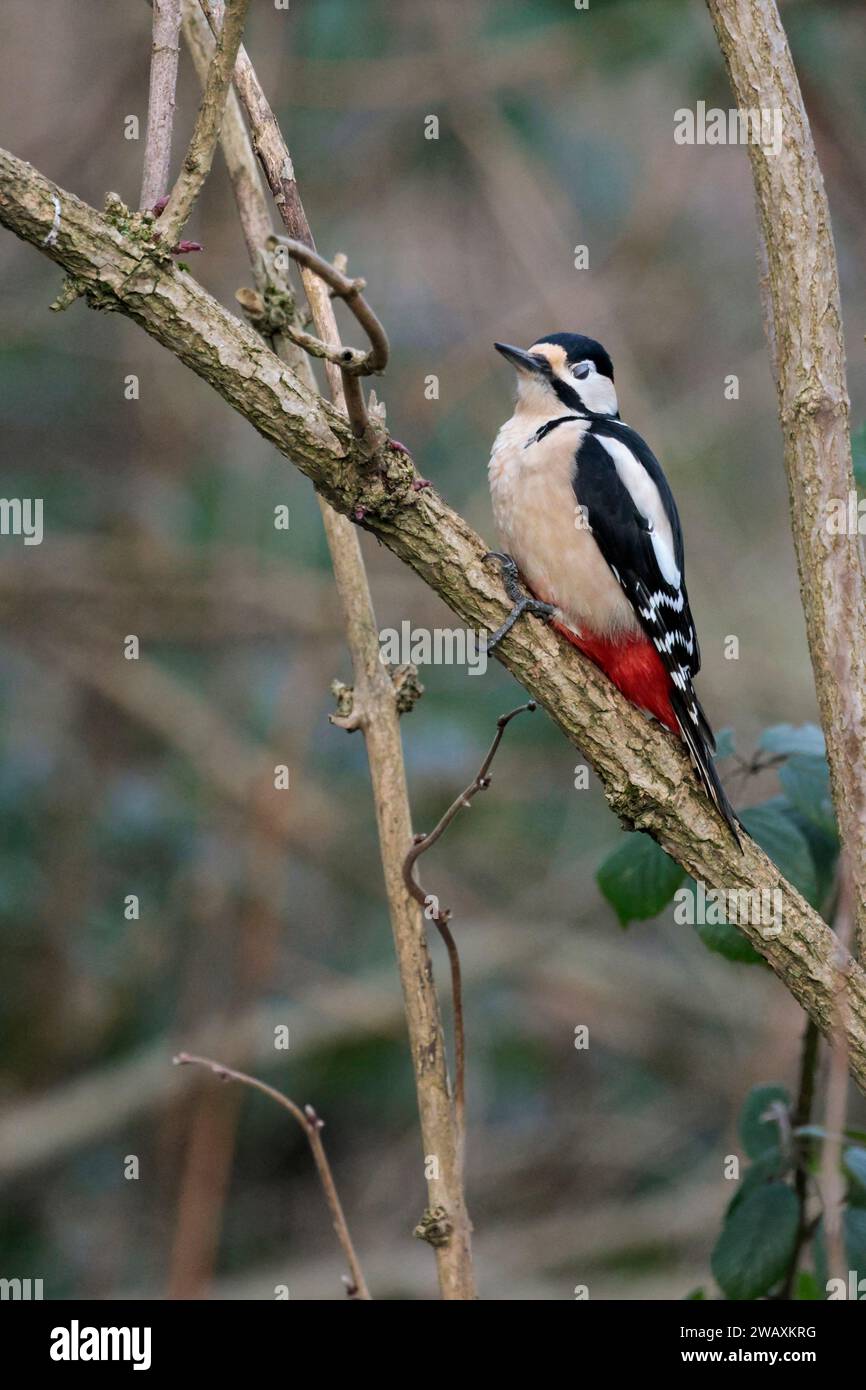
[488,332,739,841]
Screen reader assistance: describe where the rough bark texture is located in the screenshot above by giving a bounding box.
[2,146,866,1092]
[198,0,312,244]
[181,0,271,263]
[139,0,182,211]
[707,0,866,956]
[158,0,250,247]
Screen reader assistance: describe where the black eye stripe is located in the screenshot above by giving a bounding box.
[551,377,588,413]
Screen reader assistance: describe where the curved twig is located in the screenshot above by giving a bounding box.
[270,237,389,376]
[173,1051,372,1300]
[402,703,536,1151]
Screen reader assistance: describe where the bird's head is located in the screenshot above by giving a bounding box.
[494,332,618,419]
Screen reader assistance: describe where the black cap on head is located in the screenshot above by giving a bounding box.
[531,332,614,382]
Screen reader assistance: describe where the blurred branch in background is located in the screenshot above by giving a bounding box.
[33,628,337,857]
[0,537,340,640]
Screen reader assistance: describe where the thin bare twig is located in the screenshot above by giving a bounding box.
[271,237,389,376]
[819,862,855,1288]
[197,0,309,241]
[403,703,536,1152]
[780,1016,820,1299]
[180,0,271,265]
[196,0,387,440]
[159,0,251,249]
[174,1052,372,1300]
[270,236,388,438]
[140,0,182,211]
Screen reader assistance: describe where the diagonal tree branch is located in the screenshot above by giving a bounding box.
[2,146,866,1094]
[706,0,866,958]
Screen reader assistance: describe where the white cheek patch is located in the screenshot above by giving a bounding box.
[575,371,618,417]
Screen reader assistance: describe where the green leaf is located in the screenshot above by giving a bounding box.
[683,1287,705,1300]
[727,1149,790,1216]
[758,723,825,758]
[816,1207,866,1295]
[780,805,839,911]
[714,727,736,760]
[794,1270,821,1301]
[739,802,819,906]
[596,832,686,927]
[796,1124,866,1145]
[739,1083,791,1160]
[778,755,837,838]
[711,1182,799,1300]
[693,908,764,964]
[843,1146,866,1200]
[846,1207,866,1281]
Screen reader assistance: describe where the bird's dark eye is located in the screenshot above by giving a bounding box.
[572,360,592,380]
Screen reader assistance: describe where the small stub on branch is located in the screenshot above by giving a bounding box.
[390,662,424,715]
[329,678,361,732]
[413,1205,452,1248]
[330,667,423,731]
[50,277,86,313]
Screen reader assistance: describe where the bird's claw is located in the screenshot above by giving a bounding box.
[483,552,556,651]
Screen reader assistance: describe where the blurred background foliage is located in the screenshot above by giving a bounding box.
[0,0,864,1300]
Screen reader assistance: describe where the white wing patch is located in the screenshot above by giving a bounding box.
[595,434,681,588]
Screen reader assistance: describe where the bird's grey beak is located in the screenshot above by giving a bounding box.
[494,342,545,374]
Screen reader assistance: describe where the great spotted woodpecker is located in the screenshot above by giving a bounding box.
[487,332,739,841]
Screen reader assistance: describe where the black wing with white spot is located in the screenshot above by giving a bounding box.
[572,428,701,698]
[572,425,739,841]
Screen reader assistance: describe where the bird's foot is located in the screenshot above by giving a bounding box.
[483,552,556,651]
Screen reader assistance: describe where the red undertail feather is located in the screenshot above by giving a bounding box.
[552,621,678,734]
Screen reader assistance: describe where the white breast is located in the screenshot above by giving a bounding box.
[488,413,641,639]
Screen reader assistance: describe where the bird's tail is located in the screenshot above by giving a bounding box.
[671,687,742,848]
